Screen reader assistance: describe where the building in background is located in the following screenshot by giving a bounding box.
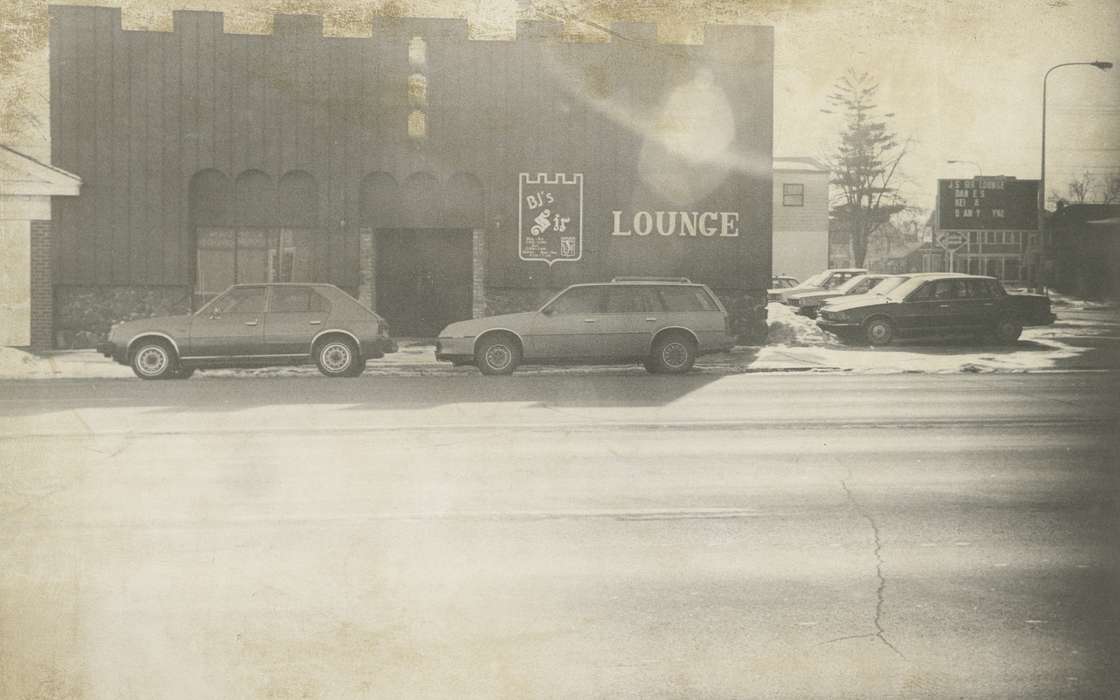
[0,146,80,350]
[772,157,828,281]
[1047,203,1120,299]
[929,176,1040,284]
[45,6,774,346]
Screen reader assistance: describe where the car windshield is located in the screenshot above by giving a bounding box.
[798,272,828,288]
[835,275,874,294]
[867,276,906,295]
[196,286,266,315]
[884,277,936,301]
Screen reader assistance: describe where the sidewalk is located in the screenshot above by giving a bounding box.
[1,301,1114,380]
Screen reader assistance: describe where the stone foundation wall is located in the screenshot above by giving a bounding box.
[54,285,192,348]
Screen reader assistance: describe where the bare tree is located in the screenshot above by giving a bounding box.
[0,0,48,140]
[1101,172,1120,205]
[820,70,908,268]
[1066,171,1094,203]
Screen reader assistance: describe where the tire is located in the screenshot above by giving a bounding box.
[347,358,367,377]
[648,333,697,374]
[864,317,895,346]
[315,337,359,378]
[475,334,521,375]
[992,317,1023,344]
[131,340,176,380]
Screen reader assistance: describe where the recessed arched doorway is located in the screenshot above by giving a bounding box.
[359,171,482,337]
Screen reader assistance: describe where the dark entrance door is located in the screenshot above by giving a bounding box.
[375,229,473,337]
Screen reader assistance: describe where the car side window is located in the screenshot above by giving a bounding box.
[270,287,332,313]
[968,279,992,299]
[657,286,716,312]
[214,287,265,314]
[271,287,312,313]
[546,286,604,315]
[907,282,936,302]
[606,287,655,313]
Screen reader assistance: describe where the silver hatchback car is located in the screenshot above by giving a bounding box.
[436,278,735,375]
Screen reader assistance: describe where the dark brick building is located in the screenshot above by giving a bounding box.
[48,6,773,342]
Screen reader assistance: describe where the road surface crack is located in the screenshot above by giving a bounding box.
[825,479,905,658]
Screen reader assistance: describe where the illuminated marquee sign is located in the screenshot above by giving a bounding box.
[518,172,584,265]
[937,177,1038,231]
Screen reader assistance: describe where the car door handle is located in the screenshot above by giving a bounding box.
[938,304,951,308]
[244,320,259,326]
[309,320,322,325]
[645,317,657,322]
[583,319,596,323]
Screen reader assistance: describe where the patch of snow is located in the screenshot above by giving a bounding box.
[1047,292,1118,311]
[766,302,840,347]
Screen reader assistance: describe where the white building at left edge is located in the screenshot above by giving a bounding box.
[0,145,81,348]
[773,157,829,282]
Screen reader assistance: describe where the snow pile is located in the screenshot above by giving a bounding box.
[1047,292,1117,311]
[766,302,842,347]
[0,347,56,378]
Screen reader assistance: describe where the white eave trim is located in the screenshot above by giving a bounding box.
[0,145,82,197]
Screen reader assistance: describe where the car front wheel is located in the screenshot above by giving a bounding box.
[864,317,895,346]
[131,340,177,380]
[476,335,521,375]
[992,317,1023,344]
[316,337,360,377]
[647,334,697,374]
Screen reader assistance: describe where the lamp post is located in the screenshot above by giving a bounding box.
[1037,60,1113,291]
[947,160,983,176]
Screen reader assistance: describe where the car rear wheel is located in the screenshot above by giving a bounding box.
[476,334,521,375]
[316,337,359,377]
[131,340,177,380]
[647,334,697,374]
[992,317,1023,344]
[864,317,895,346]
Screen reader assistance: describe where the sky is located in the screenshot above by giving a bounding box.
[3,0,1118,210]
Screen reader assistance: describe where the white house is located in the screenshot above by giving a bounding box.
[773,157,830,282]
[0,145,81,348]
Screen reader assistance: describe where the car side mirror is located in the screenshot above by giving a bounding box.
[541,307,555,316]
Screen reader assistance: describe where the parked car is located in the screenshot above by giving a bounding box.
[97,283,397,379]
[816,274,1056,346]
[786,273,895,318]
[435,277,735,375]
[773,268,868,303]
[767,275,800,302]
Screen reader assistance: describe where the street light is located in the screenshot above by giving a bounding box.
[947,159,983,176]
[1037,60,1113,291]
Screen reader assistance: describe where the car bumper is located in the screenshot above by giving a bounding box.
[816,319,861,334]
[435,337,474,362]
[364,336,398,359]
[97,341,128,364]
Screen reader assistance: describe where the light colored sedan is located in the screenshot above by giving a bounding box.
[98,283,397,379]
[436,278,735,375]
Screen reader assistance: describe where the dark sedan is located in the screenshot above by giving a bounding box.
[816,274,1056,346]
[97,283,397,379]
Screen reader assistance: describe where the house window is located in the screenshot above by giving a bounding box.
[782,183,804,207]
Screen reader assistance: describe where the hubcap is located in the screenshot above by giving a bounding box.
[662,342,688,369]
[322,343,351,372]
[870,323,889,342]
[486,344,512,370]
[136,347,167,376]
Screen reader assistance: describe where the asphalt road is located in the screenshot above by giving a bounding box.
[1,372,1117,699]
